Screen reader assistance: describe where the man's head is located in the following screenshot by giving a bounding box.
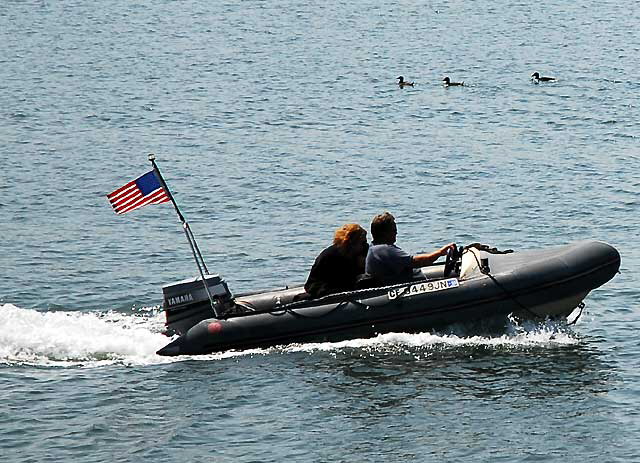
[370,212,397,244]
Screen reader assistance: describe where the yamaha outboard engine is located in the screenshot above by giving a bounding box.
[162,274,234,336]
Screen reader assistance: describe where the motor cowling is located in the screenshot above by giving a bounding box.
[162,274,233,336]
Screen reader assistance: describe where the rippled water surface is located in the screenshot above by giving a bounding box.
[1,0,639,461]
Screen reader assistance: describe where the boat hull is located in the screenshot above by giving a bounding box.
[157,240,620,356]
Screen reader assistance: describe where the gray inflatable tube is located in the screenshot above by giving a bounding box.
[157,240,620,356]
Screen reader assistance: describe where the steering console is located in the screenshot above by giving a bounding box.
[443,244,462,277]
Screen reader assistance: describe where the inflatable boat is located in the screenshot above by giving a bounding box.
[156,240,620,356]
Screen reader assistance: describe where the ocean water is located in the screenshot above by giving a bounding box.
[1,0,639,461]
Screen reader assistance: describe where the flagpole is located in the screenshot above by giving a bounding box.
[148,153,222,319]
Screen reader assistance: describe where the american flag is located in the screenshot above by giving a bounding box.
[106,170,170,214]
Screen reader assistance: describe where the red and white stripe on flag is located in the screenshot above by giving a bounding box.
[106,170,170,215]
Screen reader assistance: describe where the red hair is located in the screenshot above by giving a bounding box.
[333,223,366,249]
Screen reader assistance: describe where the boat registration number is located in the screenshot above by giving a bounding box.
[388,278,459,300]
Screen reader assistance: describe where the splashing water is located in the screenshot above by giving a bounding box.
[0,303,581,367]
[281,313,580,356]
[0,303,172,366]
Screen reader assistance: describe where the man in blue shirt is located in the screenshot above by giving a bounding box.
[365,212,455,285]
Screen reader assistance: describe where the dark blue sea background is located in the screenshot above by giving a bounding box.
[1,1,638,461]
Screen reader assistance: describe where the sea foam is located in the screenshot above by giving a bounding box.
[0,303,580,366]
[0,303,172,366]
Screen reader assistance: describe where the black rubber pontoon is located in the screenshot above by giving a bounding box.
[156,240,620,356]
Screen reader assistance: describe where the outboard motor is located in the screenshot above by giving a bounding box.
[162,274,234,336]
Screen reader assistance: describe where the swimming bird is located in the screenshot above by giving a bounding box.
[531,72,556,82]
[397,76,415,87]
[442,76,464,86]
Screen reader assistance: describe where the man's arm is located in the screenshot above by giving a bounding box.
[411,243,456,267]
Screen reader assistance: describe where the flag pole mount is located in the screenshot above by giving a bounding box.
[148,153,223,319]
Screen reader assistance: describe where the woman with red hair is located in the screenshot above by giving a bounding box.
[304,224,368,298]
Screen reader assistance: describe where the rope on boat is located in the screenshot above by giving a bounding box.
[254,282,414,319]
[467,249,546,321]
[282,287,414,319]
[283,300,351,319]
